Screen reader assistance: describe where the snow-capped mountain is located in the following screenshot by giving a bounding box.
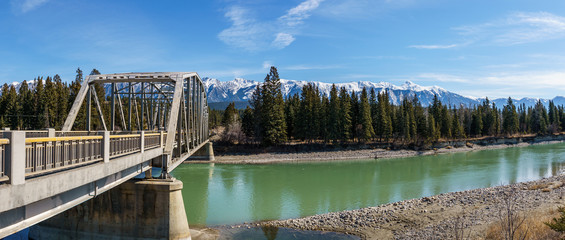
[4,78,563,109]
[204,77,500,107]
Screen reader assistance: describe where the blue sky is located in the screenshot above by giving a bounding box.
[2,0,565,99]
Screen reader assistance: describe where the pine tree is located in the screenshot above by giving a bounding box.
[358,88,375,142]
[34,77,47,129]
[259,66,287,145]
[428,115,440,143]
[249,84,263,142]
[5,86,20,129]
[222,102,239,126]
[502,97,519,135]
[241,106,255,139]
[54,74,69,129]
[350,91,359,141]
[471,108,483,137]
[338,87,352,142]
[452,109,465,139]
[284,94,300,139]
[370,88,378,140]
[19,80,34,129]
[328,84,340,143]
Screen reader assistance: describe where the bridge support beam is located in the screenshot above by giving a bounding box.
[29,178,191,240]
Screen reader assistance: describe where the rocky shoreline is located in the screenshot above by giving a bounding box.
[254,175,565,239]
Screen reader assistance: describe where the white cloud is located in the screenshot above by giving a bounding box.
[407,71,565,98]
[271,33,295,49]
[414,73,470,83]
[217,6,269,51]
[285,64,342,70]
[218,0,322,51]
[11,0,49,13]
[408,44,459,49]
[456,11,565,45]
[279,0,324,27]
[409,12,565,49]
[262,61,273,69]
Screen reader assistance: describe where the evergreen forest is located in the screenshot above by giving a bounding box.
[218,67,565,147]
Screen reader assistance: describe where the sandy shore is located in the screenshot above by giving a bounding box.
[198,140,565,164]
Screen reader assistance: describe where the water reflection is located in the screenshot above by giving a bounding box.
[172,142,565,226]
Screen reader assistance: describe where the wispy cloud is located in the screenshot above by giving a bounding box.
[456,11,565,45]
[409,12,565,49]
[11,0,49,13]
[408,71,565,98]
[408,44,459,49]
[218,0,323,51]
[284,64,342,70]
[271,33,295,49]
[413,73,470,83]
[279,0,323,27]
[217,6,269,51]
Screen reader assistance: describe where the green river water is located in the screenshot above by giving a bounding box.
[171,142,565,227]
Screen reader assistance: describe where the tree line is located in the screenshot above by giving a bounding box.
[0,68,141,131]
[220,66,565,146]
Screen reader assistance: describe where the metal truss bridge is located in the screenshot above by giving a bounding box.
[0,72,210,238]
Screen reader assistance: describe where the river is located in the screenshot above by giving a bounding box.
[171,142,565,227]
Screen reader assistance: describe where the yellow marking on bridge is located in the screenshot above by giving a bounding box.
[25,136,103,143]
[109,134,141,139]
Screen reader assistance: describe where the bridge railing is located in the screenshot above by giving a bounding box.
[25,136,104,177]
[110,134,141,157]
[0,131,166,184]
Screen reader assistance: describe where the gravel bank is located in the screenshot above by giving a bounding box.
[257,175,565,239]
[204,140,564,164]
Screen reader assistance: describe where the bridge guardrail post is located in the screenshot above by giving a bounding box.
[140,131,145,153]
[160,131,164,148]
[5,131,25,185]
[101,131,110,163]
[47,128,55,138]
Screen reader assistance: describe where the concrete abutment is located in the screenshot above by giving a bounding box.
[29,178,191,240]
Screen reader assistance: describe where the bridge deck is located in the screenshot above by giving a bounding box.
[0,130,207,238]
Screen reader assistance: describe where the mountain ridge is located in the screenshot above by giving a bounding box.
[203,77,564,108]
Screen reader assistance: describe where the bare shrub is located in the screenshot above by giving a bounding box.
[221,121,246,144]
[497,188,528,240]
[486,210,561,240]
[452,215,471,240]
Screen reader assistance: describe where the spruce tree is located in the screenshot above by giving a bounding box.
[502,97,519,135]
[328,84,340,143]
[249,84,263,142]
[259,66,287,145]
[19,80,34,129]
[241,106,255,139]
[358,88,375,142]
[222,102,239,126]
[338,87,352,142]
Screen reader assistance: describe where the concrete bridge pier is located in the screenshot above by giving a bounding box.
[29,177,191,240]
[188,142,214,161]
